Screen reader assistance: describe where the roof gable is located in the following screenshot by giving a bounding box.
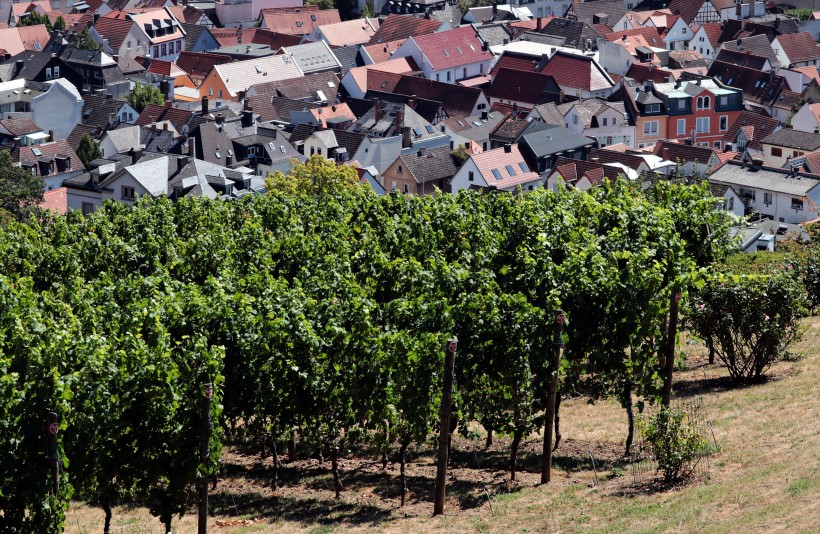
[408,26,491,71]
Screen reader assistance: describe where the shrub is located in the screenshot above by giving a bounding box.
[687,273,805,382]
[638,406,707,481]
[803,249,820,313]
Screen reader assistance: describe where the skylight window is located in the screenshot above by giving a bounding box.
[32,147,42,156]
[469,44,475,51]
[473,120,482,126]
[425,125,434,133]
[280,146,286,154]
[491,169,502,180]
[505,165,516,176]
[215,150,221,159]
[456,46,463,54]
[269,142,275,150]
[412,127,422,137]
[443,49,450,57]
[518,162,528,173]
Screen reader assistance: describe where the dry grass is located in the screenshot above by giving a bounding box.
[65,318,820,534]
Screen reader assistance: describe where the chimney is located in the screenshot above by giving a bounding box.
[164,99,172,109]
[226,154,233,166]
[418,146,426,157]
[663,147,669,161]
[492,1,497,15]
[481,110,488,120]
[14,60,23,77]
[408,94,416,109]
[242,107,253,128]
[749,0,755,20]
[402,126,411,148]
[394,107,404,132]
[504,143,512,153]
[177,156,188,171]
[685,137,692,146]
[216,113,225,125]
[774,16,780,30]
[163,122,168,131]
[129,147,137,165]
[736,0,741,18]
[373,97,381,122]
[48,129,54,141]
[559,89,564,103]
[537,17,542,32]
[160,79,170,99]
[150,122,157,133]
[188,137,195,156]
[482,41,489,52]
[202,95,209,115]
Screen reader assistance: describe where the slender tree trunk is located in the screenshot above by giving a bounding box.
[553,389,562,452]
[707,336,715,365]
[399,441,408,507]
[288,432,297,462]
[102,487,112,534]
[271,440,279,490]
[662,287,681,406]
[623,381,634,457]
[331,448,341,499]
[485,427,493,449]
[510,430,522,482]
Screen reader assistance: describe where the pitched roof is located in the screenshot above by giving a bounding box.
[550,155,619,185]
[707,60,787,106]
[761,128,820,151]
[626,63,674,83]
[652,140,717,165]
[485,68,559,106]
[666,0,706,25]
[136,103,196,131]
[540,52,614,92]
[175,51,231,82]
[281,41,342,75]
[16,24,49,51]
[709,160,820,196]
[67,123,99,152]
[541,18,603,50]
[250,71,340,104]
[775,32,820,64]
[82,93,128,128]
[0,28,26,57]
[695,22,722,47]
[93,15,135,51]
[522,125,595,157]
[398,145,459,184]
[722,110,780,151]
[490,51,541,75]
[530,102,566,126]
[260,7,341,36]
[331,44,361,75]
[385,73,485,118]
[39,187,67,214]
[406,26,491,71]
[289,123,366,156]
[605,26,665,49]
[15,139,81,176]
[209,27,302,49]
[720,34,779,69]
[792,65,820,86]
[362,39,406,64]
[714,48,772,70]
[567,0,629,26]
[368,14,440,45]
[211,55,304,98]
[250,96,318,123]
[0,116,41,136]
[181,22,207,52]
[317,18,378,47]
[588,147,647,171]
[471,144,540,189]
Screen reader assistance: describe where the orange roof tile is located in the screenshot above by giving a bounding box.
[40,187,67,215]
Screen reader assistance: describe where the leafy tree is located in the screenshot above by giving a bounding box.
[451,145,469,165]
[53,16,66,31]
[127,82,164,113]
[265,155,359,196]
[785,8,813,21]
[361,1,375,18]
[305,0,334,9]
[687,273,805,382]
[72,26,101,51]
[0,149,43,222]
[76,134,102,169]
[17,11,52,30]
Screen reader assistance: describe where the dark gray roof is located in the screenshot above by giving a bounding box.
[709,160,820,196]
[0,51,51,82]
[82,94,128,129]
[720,34,780,70]
[399,145,459,184]
[182,23,206,52]
[530,103,566,126]
[521,125,595,158]
[473,23,514,47]
[331,44,361,76]
[761,129,820,151]
[289,123,367,155]
[514,32,566,47]
[566,0,629,26]
[250,71,340,104]
[540,18,602,50]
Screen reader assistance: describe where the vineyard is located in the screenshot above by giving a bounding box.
[0,177,733,532]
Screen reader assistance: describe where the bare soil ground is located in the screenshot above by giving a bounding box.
[65,319,820,534]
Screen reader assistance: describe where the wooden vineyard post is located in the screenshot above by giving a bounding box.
[47,411,59,534]
[433,338,457,517]
[541,310,564,484]
[199,383,213,534]
[662,289,681,407]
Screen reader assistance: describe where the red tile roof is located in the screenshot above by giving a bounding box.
[16,24,49,51]
[592,23,612,35]
[696,22,722,47]
[93,15,134,51]
[136,103,195,131]
[626,63,673,83]
[485,68,555,105]
[605,26,664,48]
[666,0,706,24]
[408,26,491,71]
[775,32,820,64]
[490,52,539,76]
[362,39,405,64]
[260,7,341,36]
[721,110,779,151]
[367,14,440,45]
[39,187,67,215]
[175,51,231,82]
[540,52,613,92]
[472,144,540,189]
[209,27,302,49]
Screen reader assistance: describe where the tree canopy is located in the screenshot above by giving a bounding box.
[126,82,164,113]
[0,150,44,222]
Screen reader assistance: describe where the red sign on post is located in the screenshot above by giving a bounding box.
[448,341,457,354]
[556,313,565,325]
[674,292,682,303]
[49,422,58,435]
[204,384,213,399]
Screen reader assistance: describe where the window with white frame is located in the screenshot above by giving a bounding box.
[720,116,728,131]
[697,96,710,110]
[643,120,658,135]
[677,99,685,110]
[45,68,52,79]
[696,117,710,133]
[53,66,59,78]
[764,192,773,205]
[677,119,686,135]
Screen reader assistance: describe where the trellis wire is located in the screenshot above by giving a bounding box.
[630,396,715,486]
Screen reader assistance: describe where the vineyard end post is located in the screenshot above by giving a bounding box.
[433,338,457,516]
